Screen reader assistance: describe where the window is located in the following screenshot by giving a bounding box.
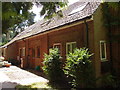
[19,47,25,57]
[53,43,62,55]
[19,48,22,58]
[37,46,40,58]
[22,47,25,56]
[100,41,107,61]
[3,48,6,57]
[32,48,35,58]
[66,42,77,54]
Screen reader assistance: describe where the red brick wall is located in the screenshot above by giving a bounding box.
[22,34,49,69]
[48,21,94,62]
[17,40,25,68]
[7,42,18,60]
[6,20,94,69]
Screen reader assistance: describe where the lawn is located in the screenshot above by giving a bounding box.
[16,82,52,90]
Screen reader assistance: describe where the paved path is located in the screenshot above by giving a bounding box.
[0,66,48,89]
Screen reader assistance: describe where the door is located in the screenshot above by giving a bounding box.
[28,48,35,69]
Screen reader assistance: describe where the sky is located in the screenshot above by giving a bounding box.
[30,0,80,22]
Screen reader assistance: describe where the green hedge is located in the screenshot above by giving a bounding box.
[42,48,65,87]
[64,48,96,88]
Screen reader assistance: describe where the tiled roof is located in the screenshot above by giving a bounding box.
[2,2,100,47]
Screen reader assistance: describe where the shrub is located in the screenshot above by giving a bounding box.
[99,73,117,88]
[42,48,65,88]
[8,58,20,66]
[64,48,96,88]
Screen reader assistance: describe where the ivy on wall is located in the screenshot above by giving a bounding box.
[101,2,120,42]
[102,2,120,27]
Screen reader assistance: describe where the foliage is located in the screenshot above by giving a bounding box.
[2,2,35,34]
[64,48,96,88]
[101,2,120,27]
[98,73,117,88]
[107,2,120,10]
[101,2,120,77]
[2,2,35,46]
[1,2,67,46]
[0,41,8,46]
[36,2,67,19]
[8,58,20,66]
[42,48,66,88]
[2,2,67,34]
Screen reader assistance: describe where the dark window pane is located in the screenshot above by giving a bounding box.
[20,49,22,58]
[101,43,105,58]
[37,46,40,58]
[72,43,76,53]
[32,48,35,58]
[67,44,71,54]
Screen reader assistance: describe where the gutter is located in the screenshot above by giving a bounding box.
[2,16,92,48]
[23,16,92,40]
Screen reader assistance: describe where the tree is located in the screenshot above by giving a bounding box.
[2,2,35,34]
[1,2,67,46]
[2,2,67,33]
[36,2,67,19]
[1,2,35,46]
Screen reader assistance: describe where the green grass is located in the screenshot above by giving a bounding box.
[16,82,52,90]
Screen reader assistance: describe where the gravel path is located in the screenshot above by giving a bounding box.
[0,66,48,89]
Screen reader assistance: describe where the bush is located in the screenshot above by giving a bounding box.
[8,58,20,66]
[64,48,96,88]
[42,48,66,88]
[98,73,117,88]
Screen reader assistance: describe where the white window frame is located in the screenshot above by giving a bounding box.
[100,40,107,61]
[3,48,6,57]
[66,42,76,55]
[53,43,62,48]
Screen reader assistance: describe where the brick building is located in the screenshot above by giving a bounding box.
[2,2,119,79]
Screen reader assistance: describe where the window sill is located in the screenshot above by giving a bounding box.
[101,59,108,62]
